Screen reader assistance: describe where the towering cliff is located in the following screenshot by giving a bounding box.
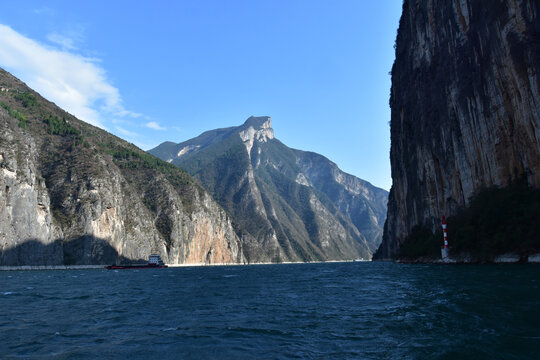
[377,0,540,259]
[150,117,388,262]
[0,68,244,266]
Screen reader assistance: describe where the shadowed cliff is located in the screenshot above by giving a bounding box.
[376,0,540,260]
[0,237,145,266]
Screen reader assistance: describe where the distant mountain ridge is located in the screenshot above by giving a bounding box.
[150,116,388,262]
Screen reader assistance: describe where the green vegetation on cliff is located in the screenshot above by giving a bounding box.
[98,142,193,189]
[1,101,27,128]
[396,226,441,260]
[14,92,37,108]
[449,182,540,257]
[396,182,540,260]
[43,115,84,145]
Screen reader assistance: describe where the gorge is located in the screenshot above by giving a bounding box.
[0,68,386,266]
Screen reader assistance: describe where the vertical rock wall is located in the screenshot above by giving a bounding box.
[0,111,63,265]
[378,0,540,258]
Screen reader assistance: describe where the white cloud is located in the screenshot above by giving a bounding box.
[115,126,138,138]
[0,24,139,129]
[116,109,143,118]
[46,32,78,51]
[145,121,166,130]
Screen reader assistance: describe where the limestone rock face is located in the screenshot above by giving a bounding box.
[377,0,540,259]
[151,116,388,262]
[239,116,274,157]
[0,113,63,265]
[0,68,245,265]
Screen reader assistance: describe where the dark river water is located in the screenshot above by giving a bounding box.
[1,262,539,359]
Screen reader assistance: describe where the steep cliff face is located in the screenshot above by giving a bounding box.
[0,112,63,264]
[150,116,388,262]
[294,150,388,252]
[377,0,540,259]
[0,68,244,265]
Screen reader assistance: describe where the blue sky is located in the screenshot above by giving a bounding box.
[0,1,402,190]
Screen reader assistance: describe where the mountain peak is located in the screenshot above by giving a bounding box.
[239,116,274,156]
[243,116,272,130]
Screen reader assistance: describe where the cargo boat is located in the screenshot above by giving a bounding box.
[104,254,168,269]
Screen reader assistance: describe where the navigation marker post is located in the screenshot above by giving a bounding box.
[441,215,449,260]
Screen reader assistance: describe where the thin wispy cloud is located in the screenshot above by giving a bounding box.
[145,121,166,130]
[115,126,139,138]
[116,109,143,118]
[33,6,56,16]
[46,32,79,51]
[0,24,140,129]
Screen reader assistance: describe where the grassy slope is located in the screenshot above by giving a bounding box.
[0,69,202,220]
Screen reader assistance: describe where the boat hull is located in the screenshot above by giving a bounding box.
[104,264,168,270]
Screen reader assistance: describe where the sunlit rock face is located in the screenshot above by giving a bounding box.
[239,116,274,158]
[0,68,245,266]
[376,0,540,259]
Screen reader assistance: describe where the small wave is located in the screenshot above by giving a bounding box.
[2,292,15,295]
[162,327,177,332]
[222,275,238,278]
[227,326,291,336]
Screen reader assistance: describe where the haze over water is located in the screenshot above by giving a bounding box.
[1,262,539,359]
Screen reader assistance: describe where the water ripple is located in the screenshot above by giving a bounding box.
[0,263,539,359]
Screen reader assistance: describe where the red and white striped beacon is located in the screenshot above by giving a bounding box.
[442,215,449,249]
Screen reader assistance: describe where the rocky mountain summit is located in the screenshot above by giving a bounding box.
[150,116,388,262]
[0,68,245,266]
[375,0,540,260]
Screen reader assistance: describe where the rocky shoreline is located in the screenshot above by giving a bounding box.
[393,253,540,265]
[0,259,366,271]
[0,265,105,271]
